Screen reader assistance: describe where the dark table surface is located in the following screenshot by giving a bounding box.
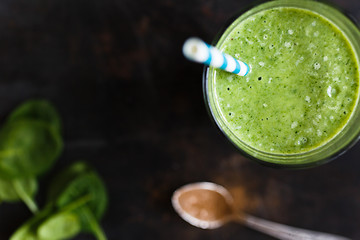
[1,0,360,239]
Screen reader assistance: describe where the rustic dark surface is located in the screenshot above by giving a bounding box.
[0,0,360,239]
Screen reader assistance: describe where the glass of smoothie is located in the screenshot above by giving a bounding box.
[203,0,360,168]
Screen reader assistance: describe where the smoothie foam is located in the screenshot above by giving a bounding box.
[211,7,359,154]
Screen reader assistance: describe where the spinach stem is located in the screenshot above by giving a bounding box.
[83,207,107,240]
[58,194,92,213]
[12,179,38,213]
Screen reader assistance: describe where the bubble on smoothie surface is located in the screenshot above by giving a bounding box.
[296,56,304,66]
[327,86,337,97]
[259,62,265,67]
[332,65,341,74]
[327,105,339,110]
[305,96,311,103]
[317,129,323,136]
[288,29,294,35]
[284,42,291,48]
[314,62,321,70]
[291,121,298,129]
[296,137,308,146]
[246,38,254,45]
[323,56,328,61]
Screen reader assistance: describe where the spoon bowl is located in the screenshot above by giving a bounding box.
[172,182,350,240]
[172,182,234,229]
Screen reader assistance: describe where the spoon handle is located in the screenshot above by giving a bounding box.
[239,214,350,240]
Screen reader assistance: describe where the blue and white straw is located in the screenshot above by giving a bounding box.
[183,37,250,76]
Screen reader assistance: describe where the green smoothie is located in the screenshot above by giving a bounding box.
[206,1,360,161]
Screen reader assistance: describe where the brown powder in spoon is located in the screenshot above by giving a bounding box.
[178,189,232,221]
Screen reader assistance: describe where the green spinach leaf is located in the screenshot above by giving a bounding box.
[0,100,63,212]
[48,162,108,221]
[37,212,81,240]
[0,176,37,202]
[48,162,108,238]
[0,100,63,178]
[7,100,61,133]
[0,120,62,178]
[10,205,53,240]
[10,161,108,240]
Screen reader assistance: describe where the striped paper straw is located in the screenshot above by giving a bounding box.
[183,37,250,76]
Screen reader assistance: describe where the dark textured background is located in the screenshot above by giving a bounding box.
[0,0,360,239]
